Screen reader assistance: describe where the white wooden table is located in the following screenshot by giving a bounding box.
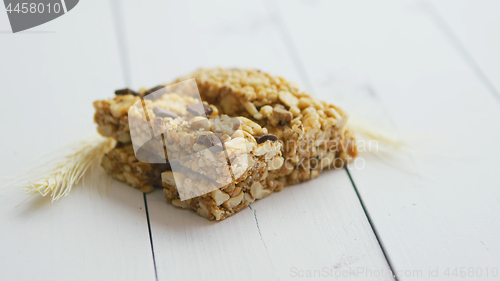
[1,0,499,280]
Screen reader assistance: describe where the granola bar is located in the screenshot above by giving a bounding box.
[149,116,271,187]
[93,89,219,143]
[127,99,285,201]
[175,68,358,185]
[162,128,284,220]
[95,68,358,220]
[102,140,284,220]
[100,143,170,193]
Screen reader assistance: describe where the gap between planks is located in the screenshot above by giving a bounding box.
[265,0,314,93]
[109,0,159,279]
[345,167,399,281]
[144,193,159,281]
[110,0,133,87]
[266,0,399,278]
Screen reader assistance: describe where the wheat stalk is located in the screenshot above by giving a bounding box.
[348,115,449,160]
[348,116,407,150]
[9,134,115,202]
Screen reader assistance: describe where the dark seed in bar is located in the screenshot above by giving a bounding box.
[196,135,208,145]
[210,143,224,153]
[208,135,224,153]
[255,134,278,144]
[196,134,224,151]
[232,120,241,131]
[144,85,166,96]
[186,103,213,116]
[115,88,138,96]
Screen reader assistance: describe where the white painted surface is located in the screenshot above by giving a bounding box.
[2,0,500,280]
[146,172,392,281]
[430,0,500,98]
[119,0,303,89]
[119,0,393,280]
[275,0,500,280]
[0,1,156,280]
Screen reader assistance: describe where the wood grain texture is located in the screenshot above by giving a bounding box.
[0,1,156,280]
[275,0,500,280]
[118,0,393,280]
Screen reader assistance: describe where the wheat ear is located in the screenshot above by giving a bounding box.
[12,134,115,202]
[348,116,407,150]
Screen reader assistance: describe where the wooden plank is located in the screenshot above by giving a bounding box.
[118,0,302,89]
[275,0,500,279]
[429,0,500,100]
[119,0,393,280]
[145,172,391,281]
[0,1,156,280]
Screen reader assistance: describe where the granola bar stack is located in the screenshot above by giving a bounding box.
[94,68,358,221]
